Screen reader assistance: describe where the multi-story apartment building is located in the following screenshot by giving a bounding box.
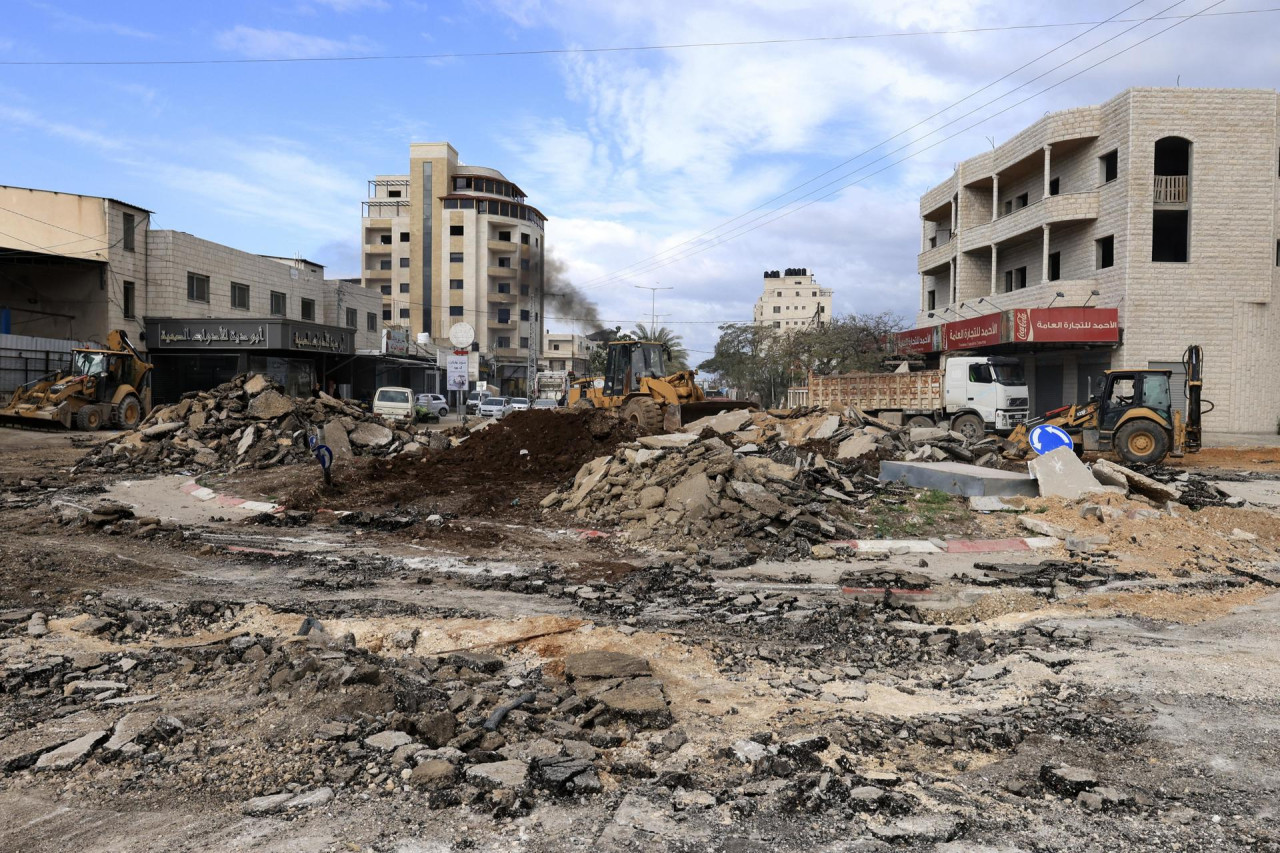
[752,268,833,330]
[905,88,1280,433]
[540,332,597,374]
[361,143,547,396]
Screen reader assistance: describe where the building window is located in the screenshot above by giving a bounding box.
[380,284,392,295]
[450,252,464,262]
[379,259,392,270]
[497,336,511,349]
[1003,200,1013,215]
[519,309,529,321]
[399,308,410,319]
[122,213,135,252]
[927,290,936,311]
[1014,267,1027,289]
[811,291,817,297]
[498,230,511,241]
[1096,235,1115,269]
[301,298,316,321]
[382,308,392,321]
[773,306,781,314]
[399,257,410,268]
[270,291,286,316]
[1100,149,1118,183]
[552,343,561,351]
[521,233,530,245]
[773,321,780,328]
[367,312,377,332]
[399,231,409,242]
[1152,210,1189,262]
[1016,193,1028,209]
[498,257,511,268]
[345,307,357,328]
[388,189,402,198]
[1048,251,1061,281]
[187,272,209,303]
[231,282,250,310]
[519,284,529,296]
[520,337,529,348]
[380,234,392,245]
[497,283,511,294]
[450,306,463,316]
[520,258,530,270]
[1004,270,1013,292]
[450,225,464,236]
[497,308,510,323]
[1049,177,1060,196]
[450,279,463,290]
[122,280,135,318]
[1276,239,1280,266]
[399,283,409,293]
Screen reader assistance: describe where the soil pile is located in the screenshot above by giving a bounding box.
[75,374,416,476]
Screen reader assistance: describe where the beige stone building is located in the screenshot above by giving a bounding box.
[752,268,833,330]
[540,332,597,374]
[361,143,547,395]
[908,87,1280,432]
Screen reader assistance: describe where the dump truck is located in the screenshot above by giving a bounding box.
[534,370,568,402]
[807,355,1030,440]
[567,339,755,433]
[0,330,152,430]
[1005,345,1206,466]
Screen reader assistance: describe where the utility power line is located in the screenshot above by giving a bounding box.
[580,0,1221,289]
[0,7,1275,66]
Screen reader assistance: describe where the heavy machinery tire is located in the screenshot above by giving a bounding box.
[905,415,934,428]
[1114,419,1169,465]
[115,395,141,429]
[622,397,664,434]
[950,413,985,441]
[74,406,104,431]
[572,398,595,410]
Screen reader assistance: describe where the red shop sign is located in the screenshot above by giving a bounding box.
[1012,307,1119,343]
[894,326,940,354]
[943,314,1003,350]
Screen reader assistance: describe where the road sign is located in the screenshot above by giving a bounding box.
[448,322,474,349]
[1029,424,1074,455]
[447,354,469,391]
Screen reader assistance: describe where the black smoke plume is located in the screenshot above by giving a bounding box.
[544,251,602,333]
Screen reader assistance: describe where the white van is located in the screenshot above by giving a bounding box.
[373,386,414,421]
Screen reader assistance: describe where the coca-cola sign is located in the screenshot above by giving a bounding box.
[1012,308,1119,343]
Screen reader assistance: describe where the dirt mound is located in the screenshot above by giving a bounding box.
[277,409,637,512]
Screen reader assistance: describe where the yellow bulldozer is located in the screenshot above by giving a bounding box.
[567,339,755,433]
[1005,345,1205,466]
[0,330,153,430]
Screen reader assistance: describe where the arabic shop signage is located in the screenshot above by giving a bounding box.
[893,325,941,355]
[1011,307,1119,343]
[943,314,1004,350]
[146,319,353,354]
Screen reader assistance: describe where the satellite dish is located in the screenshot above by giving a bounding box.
[449,322,474,349]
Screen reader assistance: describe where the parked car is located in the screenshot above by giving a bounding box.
[509,397,531,411]
[478,396,513,419]
[532,399,558,410]
[415,393,449,418]
[465,390,492,415]
[372,386,414,421]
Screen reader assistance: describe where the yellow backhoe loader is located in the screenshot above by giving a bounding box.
[1006,345,1205,466]
[567,339,755,433]
[0,330,152,430]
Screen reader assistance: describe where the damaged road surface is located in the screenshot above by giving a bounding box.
[2,405,1279,853]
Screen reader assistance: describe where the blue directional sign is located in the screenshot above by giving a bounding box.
[313,445,334,470]
[1029,424,1074,455]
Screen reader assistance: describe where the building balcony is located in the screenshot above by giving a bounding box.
[363,270,392,281]
[488,239,517,251]
[491,347,523,359]
[364,243,394,254]
[959,190,1098,251]
[488,317,518,329]
[488,289,517,303]
[488,265,517,278]
[917,237,957,274]
[1154,175,1187,204]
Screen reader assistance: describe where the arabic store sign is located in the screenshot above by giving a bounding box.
[155,323,269,348]
[943,314,1003,350]
[1012,307,1119,343]
[893,325,941,354]
[290,328,349,353]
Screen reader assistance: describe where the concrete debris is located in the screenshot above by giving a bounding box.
[74,372,420,475]
[1030,447,1111,500]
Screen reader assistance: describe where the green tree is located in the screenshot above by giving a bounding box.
[631,323,689,371]
[697,323,789,406]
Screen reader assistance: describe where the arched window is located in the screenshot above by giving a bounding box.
[1152,136,1190,262]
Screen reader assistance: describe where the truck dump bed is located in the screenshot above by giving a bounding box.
[808,369,943,411]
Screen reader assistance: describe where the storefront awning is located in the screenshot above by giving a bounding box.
[893,307,1119,354]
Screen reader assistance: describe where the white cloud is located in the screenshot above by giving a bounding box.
[29,2,155,39]
[0,104,125,153]
[214,26,375,59]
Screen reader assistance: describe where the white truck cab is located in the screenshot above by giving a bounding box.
[941,356,1029,433]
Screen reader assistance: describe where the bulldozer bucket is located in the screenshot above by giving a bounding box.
[663,400,758,433]
[0,406,72,430]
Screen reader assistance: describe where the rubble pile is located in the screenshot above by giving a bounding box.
[538,407,1003,553]
[75,374,426,475]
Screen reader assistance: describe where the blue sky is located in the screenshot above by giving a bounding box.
[3,1,1279,359]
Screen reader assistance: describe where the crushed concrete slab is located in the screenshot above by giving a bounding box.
[637,433,700,450]
[564,650,651,680]
[1092,458,1180,502]
[34,730,108,771]
[464,759,528,790]
[879,460,1038,497]
[1030,447,1109,500]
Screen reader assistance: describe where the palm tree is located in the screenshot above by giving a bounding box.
[631,323,689,371]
